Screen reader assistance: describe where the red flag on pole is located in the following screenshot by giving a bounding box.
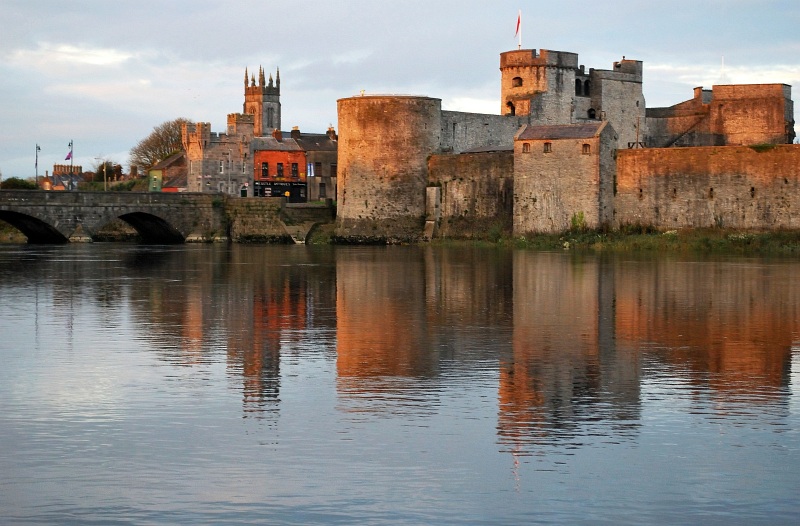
[515,11,521,38]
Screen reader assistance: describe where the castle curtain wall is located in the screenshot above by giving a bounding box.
[614,145,800,229]
[427,151,514,238]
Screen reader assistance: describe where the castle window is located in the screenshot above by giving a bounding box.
[709,187,714,199]
[219,161,224,173]
[277,163,284,177]
[543,142,552,153]
[522,143,531,153]
[512,77,523,88]
[291,163,299,178]
[506,101,516,116]
[588,108,596,119]
[750,187,756,198]
[584,80,591,96]
[582,143,591,155]
[575,79,582,96]
[261,162,268,178]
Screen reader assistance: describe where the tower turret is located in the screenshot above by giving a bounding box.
[243,65,281,136]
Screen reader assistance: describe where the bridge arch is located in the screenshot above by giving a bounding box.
[0,210,69,243]
[117,212,186,244]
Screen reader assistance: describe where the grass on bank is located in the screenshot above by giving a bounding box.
[505,225,800,255]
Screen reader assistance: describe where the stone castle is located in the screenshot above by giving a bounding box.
[333,48,797,242]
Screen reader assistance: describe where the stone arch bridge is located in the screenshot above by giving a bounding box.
[0,191,226,243]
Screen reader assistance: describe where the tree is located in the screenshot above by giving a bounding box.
[129,117,192,171]
[1,177,37,190]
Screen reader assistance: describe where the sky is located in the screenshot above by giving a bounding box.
[1,0,799,178]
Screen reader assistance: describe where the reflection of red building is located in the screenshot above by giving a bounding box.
[252,127,337,202]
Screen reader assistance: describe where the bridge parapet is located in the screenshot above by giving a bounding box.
[0,190,227,243]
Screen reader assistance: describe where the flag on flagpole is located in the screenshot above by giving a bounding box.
[515,10,521,38]
[65,151,72,161]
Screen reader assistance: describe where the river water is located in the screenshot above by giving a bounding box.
[0,244,798,525]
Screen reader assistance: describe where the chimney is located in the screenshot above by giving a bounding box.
[291,126,301,140]
[327,126,338,140]
[272,128,283,141]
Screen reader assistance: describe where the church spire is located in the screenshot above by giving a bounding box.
[259,66,265,88]
[244,67,248,89]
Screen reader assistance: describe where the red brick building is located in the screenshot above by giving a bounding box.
[252,127,337,202]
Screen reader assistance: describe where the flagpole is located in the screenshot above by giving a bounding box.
[68,140,74,191]
[35,144,40,188]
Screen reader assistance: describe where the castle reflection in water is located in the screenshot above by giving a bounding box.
[38,245,798,453]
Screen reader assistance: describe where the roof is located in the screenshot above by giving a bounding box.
[515,121,606,141]
[251,137,304,152]
[151,151,185,170]
[252,132,337,153]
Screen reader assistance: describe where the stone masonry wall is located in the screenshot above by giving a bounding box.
[440,111,525,153]
[514,136,603,234]
[428,152,513,238]
[614,144,800,229]
[225,197,292,243]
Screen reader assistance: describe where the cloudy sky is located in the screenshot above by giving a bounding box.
[1,0,798,178]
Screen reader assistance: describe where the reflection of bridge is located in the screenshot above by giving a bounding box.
[0,190,225,243]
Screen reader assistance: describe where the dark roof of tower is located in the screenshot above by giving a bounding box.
[515,122,606,140]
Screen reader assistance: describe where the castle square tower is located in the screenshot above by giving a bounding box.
[244,66,281,137]
[500,49,646,150]
[500,49,579,124]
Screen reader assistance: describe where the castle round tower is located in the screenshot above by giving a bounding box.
[336,95,442,243]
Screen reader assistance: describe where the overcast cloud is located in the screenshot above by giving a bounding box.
[1,0,798,177]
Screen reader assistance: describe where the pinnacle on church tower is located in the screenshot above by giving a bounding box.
[244,67,248,89]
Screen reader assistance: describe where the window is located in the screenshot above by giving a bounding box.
[291,163,298,178]
[575,79,582,96]
[319,183,326,199]
[588,108,596,119]
[584,80,591,96]
[277,163,284,177]
[512,77,523,87]
[543,142,552,153]
[331,164,337,178]
[219,160,224,173]
[506,101,516,116]
[267,108,274,129]
[582,144,591,155]
[315,162,322,175]
[522,143,531,153]
[242,161,246,174]
[261,162,268,179]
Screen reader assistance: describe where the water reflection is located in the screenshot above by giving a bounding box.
[1,244,799,523]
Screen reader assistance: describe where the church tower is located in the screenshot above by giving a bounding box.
[244,66,281,137]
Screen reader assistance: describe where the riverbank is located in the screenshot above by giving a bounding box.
[6,217,800,255]
[503,227,800,255]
